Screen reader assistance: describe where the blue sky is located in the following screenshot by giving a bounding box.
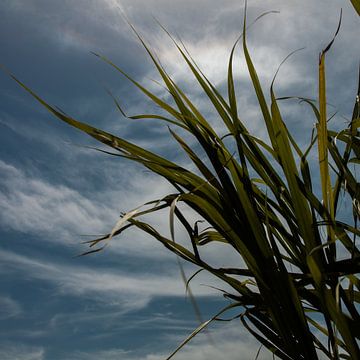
[0,1,359,359]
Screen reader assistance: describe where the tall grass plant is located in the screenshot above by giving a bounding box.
[5,2,360,359]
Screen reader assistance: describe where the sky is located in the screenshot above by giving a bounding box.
[0,0,359,359]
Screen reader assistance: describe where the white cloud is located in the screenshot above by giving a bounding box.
[67,319,331,360]
[0,249,221,313]
[0,322,330,360]
[1,2,358,360]
[0,159,113,242]
[0,159,173,254]
[68,322,273,360]
[71,348,132,360]
[0,158,247,270]
[107,0,358,156]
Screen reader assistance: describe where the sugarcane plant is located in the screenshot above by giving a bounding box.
[4,2,360,360]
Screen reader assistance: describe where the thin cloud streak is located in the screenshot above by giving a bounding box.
[0,249,219,310]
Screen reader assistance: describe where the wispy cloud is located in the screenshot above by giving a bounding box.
[0,249,220,312]
[0,159,113,242]
[0,344,45,360]
[0,1,358,359]
[0,158,246,268]
[0,295,22,319]
[68,322,271,360]
[68,319,330,360]
[0,159,172,250]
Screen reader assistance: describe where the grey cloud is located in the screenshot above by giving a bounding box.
[0,344,45,360]
[3,0,132,53]
[0,295,22,319]
[115,0,358,149]
[3,0,358,161]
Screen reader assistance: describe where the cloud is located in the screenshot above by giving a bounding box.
[0,344,45,360]
[67,322,273,360]
[0,159,173,251]
[71,348,132,360]
[109,0,358,151]
[66,319,331,360]
[0,322,329,360]
[0,2,358,359]
[0,249,221,313]
[0,295,22,319]
[0,159,113,242]
[0,158,246,269]
[2,0,130,52]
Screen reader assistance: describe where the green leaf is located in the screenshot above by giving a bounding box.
[350,0,360,16]
[166,303,242,360]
